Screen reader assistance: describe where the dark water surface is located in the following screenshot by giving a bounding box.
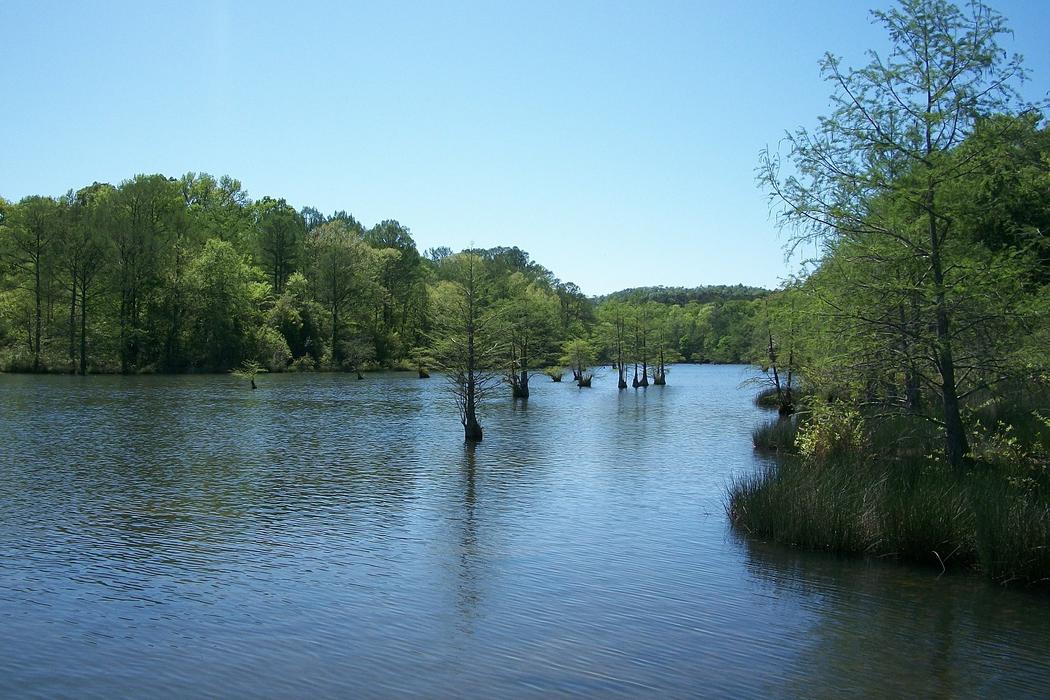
[1,365,1047,698]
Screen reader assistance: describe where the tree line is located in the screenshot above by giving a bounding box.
[0,177,768,387]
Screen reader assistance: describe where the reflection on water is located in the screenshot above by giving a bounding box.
[0,366,1047,698]
[741,537,1049,698]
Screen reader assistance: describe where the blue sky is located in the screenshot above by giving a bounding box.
[2,1,1047,295]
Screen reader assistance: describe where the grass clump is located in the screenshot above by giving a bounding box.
[730,400,1050,587]
[752,416,800,451]
[729,457,872,553]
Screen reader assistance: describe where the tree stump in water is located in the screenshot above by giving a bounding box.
[578,374,592,388]
[653,373,666,385]
[464,416,483,442]
[418,369,430,379]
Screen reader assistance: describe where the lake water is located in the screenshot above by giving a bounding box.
[1,365,1047,698]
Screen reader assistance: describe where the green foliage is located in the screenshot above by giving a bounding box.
[560,338,595,373]
[759,0,1048,467]
[593,295,762,367]
[184,239,262,370]
[735,0,1050,583]
[796,402,869,465]
[251,325,292,372]
[0,168,776,377]
[253,197,304,294]
[231,359,267,387]
[599,284,769,306]
[428,253,505,439]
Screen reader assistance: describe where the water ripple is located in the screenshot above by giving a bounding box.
[0,366,1048,698]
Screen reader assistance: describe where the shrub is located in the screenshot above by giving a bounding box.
[796,402,869,465]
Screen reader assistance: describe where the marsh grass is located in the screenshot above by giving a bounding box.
[730,415,1050,586]
[752,416,800,451]
[970,473,1050,586]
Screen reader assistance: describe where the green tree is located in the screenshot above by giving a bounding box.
[253,197,305,294]
[268,271,325,365]
[306,219,377,368]
[597,300,631,389]
[753,285,808,414]
[179,172,253,248]
[365,220,425,364]
[1,196,62,371]
[185,238,264,370]
[561,338,596,387]
[648,303,684,385]
[430,253,503,442]
[111,174,181,372]
[760,0,1036,468]
[62,184,113,374]
[498,272,560,398]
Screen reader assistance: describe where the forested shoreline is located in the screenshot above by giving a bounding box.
[0,177,771,378]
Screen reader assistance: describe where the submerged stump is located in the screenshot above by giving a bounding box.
[464,416,483,442]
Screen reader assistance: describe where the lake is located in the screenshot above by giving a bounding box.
[1,365,1047,698]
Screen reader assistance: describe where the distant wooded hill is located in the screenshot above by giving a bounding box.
[597,285,771,306]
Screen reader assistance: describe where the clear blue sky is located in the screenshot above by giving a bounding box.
[2,1,1047,295]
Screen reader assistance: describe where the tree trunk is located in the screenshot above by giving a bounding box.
[79,284,88,375]
[512,369,529,398]
[937,303,968,469]
[779,349,794,416]
[927,187,968,470]
[464,372,483,441]
[331,303,340,366]
[119,292,128,374]
[33,255,41,372]
[464,411,483,441]
[653,364,666,385]
[653,351,667,385]
[464,289,483,442]
[68,279,77,374]
[511,341,530,398]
